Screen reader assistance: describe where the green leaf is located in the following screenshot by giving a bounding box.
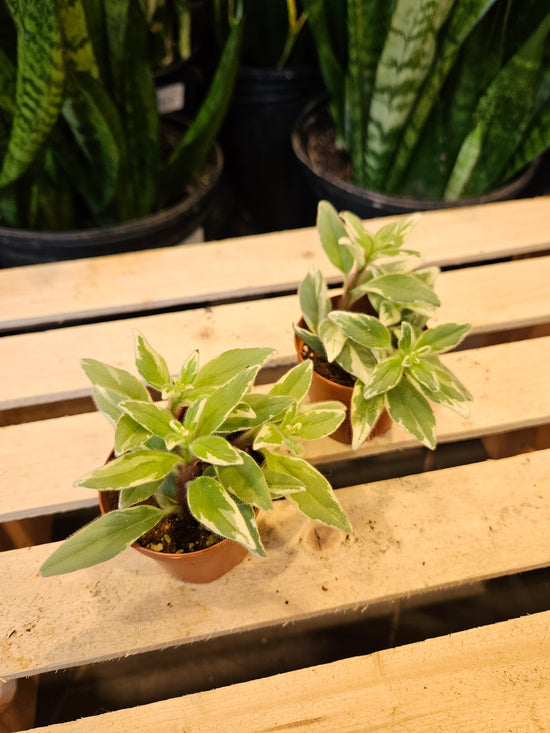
[195,347,275,388]
[350,385,385,450]
[335,340,377,384]
[216,450,273,511]
[293,322,326,359]
[219,393,294,433]
[328,311,391,349]
[298,266,332,334]
[263,470,306,498]
[133,330,171,390]
[269,360,312,403]
[187,476,266,557]
[179,350,199,385]
[81,358,150,402]
[191,435,243,466]
[58,0,99,76]
[263,452,351,533]
[398,321,416,353]
[253,423,289,452]
[118,478,167,508]
[114,411,153,454]
[0,0,65,187]
[363,355,404,400]
[316,200,354,274]
[91,385,127,426]
[289,402,346,440]
[406,359,440,393]
[39,505,168,576]
[410,356,472,416]
[75,450,180,490]
[361,274,441,308]
[194,367,258,436]
[386,379,436,449]
[319,317,347,362]
[415,322,471,353]
[120,400,186,448]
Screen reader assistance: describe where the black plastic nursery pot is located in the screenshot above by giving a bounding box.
[291,99,540,221]
[0,145,223,268]
[219,65,324,234]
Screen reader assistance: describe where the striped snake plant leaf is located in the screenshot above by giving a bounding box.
[0,47,15,114]
[0,0,66,188]
[504,94,550,180]
[162,4,243,199]
[365,0,455,191]
[345,0,393,185]
[301,0,347,141]
[444,13,550,199]
[386,0,499,193]
[57,0,100,77]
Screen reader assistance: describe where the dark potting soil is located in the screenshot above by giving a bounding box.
[300,341,355,388]
[305,116,353,184]
[102,491,221,555]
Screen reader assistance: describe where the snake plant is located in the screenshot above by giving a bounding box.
[303,0,550,200]
[0,0,243,231]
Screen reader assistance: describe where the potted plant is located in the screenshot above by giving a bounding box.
[292,0,550,219]
[39,331,350,583]
[293,201,473,449]
[0,0,243,266]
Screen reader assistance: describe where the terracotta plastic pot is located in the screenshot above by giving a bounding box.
[98,490,250,584]
[294,306,392,445]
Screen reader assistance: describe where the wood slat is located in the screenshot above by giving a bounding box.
[25,610,550,733]
[2,336,550,523]
[2,449,550,679]
[1,197,548,333]
[2,255,550,416]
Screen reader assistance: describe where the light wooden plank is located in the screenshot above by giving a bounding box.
[1,197,548,332]
[2,336,550,522]
[2,255,550,415]
[25,610,550,733]
[2,449,549,679]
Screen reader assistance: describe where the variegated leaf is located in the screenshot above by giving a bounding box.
[74,450,180,491]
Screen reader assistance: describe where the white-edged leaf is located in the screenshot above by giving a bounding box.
[328,311,391,349]
[187,476,266,557]
[415,322,471,353]
[289,401,346,440]
[340,210,374,262]
[114,412,152,454]
[335,341,377,384]
[219,393,295,433]
[253,423,287,452]
[191,435,244,466]
[298,266,332,334]
[81,358,150,401]
[263,452,351,532]
[269,359,312,402]
[350,385,385,450]
[133,330,171,390]
[39,505,169,576]
[319,317,347,362]
[118,478,166,508]
[120,400,186,448]
[386,379,436,449]
[363,355,404,400]
[91,385,126,425]
[179,350,199,384]
[216,450,273,511]
[293,322,326,358]
[410,356,472,417]
[406,358,440,393]
[317,200,354,274]
[362,273,441,307]
[263,470,306,498]
[194,367,258,436]
[195,347,275,388]
[74,450,180,490]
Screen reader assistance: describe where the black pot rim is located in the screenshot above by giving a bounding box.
[0,143,223,245]
[291,98,539,211]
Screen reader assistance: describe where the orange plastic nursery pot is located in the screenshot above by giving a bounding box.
[98,491,251,584]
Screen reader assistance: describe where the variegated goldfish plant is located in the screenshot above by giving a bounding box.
[40,331,349,576]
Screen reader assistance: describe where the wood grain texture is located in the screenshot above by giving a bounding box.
[1,196,548,332]
[24,611,550,732]
[2,254,550,415]
[2,449,549,679]
[2,336,549,522]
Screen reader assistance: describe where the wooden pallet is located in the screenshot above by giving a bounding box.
[1,197,550,731]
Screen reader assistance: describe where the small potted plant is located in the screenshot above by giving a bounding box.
[40,332,350,583]
[293,201,473,449]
